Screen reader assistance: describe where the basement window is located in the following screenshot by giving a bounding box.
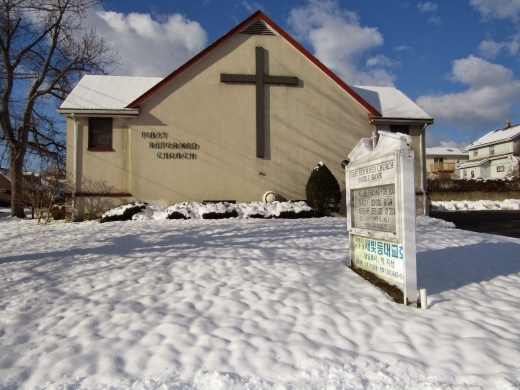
[88,117,113,151]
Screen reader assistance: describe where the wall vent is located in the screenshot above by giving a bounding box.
[240,20,275,35]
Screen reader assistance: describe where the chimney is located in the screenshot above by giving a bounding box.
[506,119,511,128]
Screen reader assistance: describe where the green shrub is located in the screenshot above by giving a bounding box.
[305,162,341,217]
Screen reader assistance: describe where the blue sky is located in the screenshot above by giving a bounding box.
[85,0,520,148]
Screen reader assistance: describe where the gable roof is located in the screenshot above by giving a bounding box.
[126,11,382,116]
[58,11,433,124]
[59,76,162,115]
[467,123,520,150]
[351,86,433,121]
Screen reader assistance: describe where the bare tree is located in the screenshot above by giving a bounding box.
[23,162,65,224]
[0,0,118,217]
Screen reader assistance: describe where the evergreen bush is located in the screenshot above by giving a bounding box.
[305,161,341,217]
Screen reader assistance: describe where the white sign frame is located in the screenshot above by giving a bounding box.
[346,131,417,305]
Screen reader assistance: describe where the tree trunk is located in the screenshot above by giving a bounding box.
[10,151,26,218]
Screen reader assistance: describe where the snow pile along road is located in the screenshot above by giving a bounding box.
[432,199,520,211]
[1,218,520,389]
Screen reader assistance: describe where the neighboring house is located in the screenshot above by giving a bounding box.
[459,121,520,179]
[0,168,11,206]
[426,147,469,179]
[58,11,434,220]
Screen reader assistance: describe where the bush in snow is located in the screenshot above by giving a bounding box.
[305,162,341,217]
[102,200,314,221]
[167,211,188,220]
[276,209,314,219]
[202,209,239,219]
[100,202,147,223]
[201,202,238,219]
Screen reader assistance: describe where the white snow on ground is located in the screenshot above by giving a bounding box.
[432,199,520,211]
[117,201,313,221]
[416,214,455,228]
[1,217,520,389]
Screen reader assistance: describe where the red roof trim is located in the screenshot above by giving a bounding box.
[127,11,382,117]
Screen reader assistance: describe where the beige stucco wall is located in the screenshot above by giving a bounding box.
[66,33,429,218]
[129,34,374,205]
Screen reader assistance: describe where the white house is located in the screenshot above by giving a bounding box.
[458,121,520,179]
[425,147,469,179]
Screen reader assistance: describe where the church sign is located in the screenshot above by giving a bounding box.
[346,131,417,305]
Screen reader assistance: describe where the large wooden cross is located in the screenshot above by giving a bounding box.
[221,46,299,157]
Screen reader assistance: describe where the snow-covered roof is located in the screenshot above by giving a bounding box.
[458,158,489,169]
[467,123,520,149]
[351,86,433,120]
[59,75,163,111]
[426,147,468,157]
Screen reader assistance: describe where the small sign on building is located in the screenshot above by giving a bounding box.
[346,131,417,305]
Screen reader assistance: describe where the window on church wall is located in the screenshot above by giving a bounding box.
[434,158,444,163]
[489,145,495,156]
[390,125,409,135]
[88,117,113,150]
[473,150,478,157]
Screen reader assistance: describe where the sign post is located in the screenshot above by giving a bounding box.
[346,131,417,305]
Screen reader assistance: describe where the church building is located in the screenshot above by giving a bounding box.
[59,11,433,220]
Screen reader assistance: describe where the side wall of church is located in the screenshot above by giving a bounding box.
[126,34,374,206]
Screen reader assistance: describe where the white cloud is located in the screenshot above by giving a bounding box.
[425,134,469,149]
[239,1,262,12]
[417,55,520,130]
[478,36,520,58]
[471,0,520,21]
[428,16,442,24]
[417,2,438,13]
[394,45,412,52]
[90,9,207,77]
[438,140,467,149]
[366,54,399,68]
[288,0,395,86]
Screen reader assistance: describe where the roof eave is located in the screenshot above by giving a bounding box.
[467,135,520,150]
[369,117,434,126]
[57,108,140,117]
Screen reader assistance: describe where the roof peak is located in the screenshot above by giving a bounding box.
[125,10,381,116]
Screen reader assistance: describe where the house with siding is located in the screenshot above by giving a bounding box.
[0,168,11,206]
[426,147,469,179]
[458,121,520,179]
